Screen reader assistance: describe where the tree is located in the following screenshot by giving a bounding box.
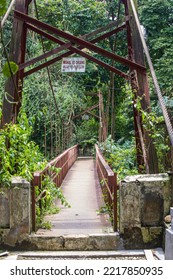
[139,0,173,96]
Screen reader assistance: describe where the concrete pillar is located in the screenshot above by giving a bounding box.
[119,174,171,249]
[165,208,173,260]
[0,189,10,228]
[0,177,31,247]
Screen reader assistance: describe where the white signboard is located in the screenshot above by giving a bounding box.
[61,57,86,73]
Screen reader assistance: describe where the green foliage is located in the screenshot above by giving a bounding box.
[76,118,99,143]
[35,170,70,229]
[139,0,173,95]
[0,112,46,186]
[39,220,52,230]
[114,85,134,141]
[23,69,87,157]
[0,0,6,16]
[141,108,170,172]
[41,174,70,210]
[1,0,172,179]
[37,0,108,35]
[99,136,138,181]
[2,61,19,77]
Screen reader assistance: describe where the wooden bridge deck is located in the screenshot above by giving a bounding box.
[36,157,113,236]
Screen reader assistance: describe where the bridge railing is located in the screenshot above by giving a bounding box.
[31,144,78,231]
[95,144,118,231]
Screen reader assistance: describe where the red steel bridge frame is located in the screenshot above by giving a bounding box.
[1,0,158,173]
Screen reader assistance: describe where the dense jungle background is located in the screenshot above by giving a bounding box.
[0,0,173,185]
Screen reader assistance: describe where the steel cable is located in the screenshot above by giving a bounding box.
[33,0,62,124]
[1,0,16,28]
[130,0,173,146]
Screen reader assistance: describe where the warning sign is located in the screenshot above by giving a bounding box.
[61,57,86,73]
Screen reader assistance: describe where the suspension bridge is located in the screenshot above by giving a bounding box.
[0,0,173,253]
[35,149,115,236]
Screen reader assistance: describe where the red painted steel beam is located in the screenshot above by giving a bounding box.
[22,25,129,79]
[72,104,99,120]
[83,18,126,40]
[91,24,126,43]
[24,47,129,79]
[19,41,72,70]
[26,22,126,46]
[20,22,126,71]
[67,47,129,79]
[21,22,126,70]
[14,10,146,72]
[87,111,100,119]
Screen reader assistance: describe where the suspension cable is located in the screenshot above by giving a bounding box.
[33,0,63,124]
[1,0,16,28]
[130,0,173,146]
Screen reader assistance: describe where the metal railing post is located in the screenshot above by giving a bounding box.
[108,173,117,232]
[95,144,118,232]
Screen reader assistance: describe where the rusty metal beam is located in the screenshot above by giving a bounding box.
[72,104,99,120]
[87,111,100,119]
[27,22,126,46]
[24,48,129,79]
[20,22,126,71]
[91,24,126,43]
[19,42,72,70]
[82,18,126,40]
[69,48,129,79]
[14,10,146,72]
[21,23,129,79]
[124,0,159,174]
[22,24,129,79]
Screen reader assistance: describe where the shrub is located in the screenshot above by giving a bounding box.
[99,136,138,181]
[0,112,46,186]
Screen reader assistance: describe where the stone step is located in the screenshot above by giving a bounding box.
[24,232,124,251]
[3,248,165,260]
[17,250,145,260]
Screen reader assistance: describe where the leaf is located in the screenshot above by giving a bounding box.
[0,0,6,16]
[2,61,19,77]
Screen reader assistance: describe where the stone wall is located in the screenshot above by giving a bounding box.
[0,177,31,247]
[119,174,171,249]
